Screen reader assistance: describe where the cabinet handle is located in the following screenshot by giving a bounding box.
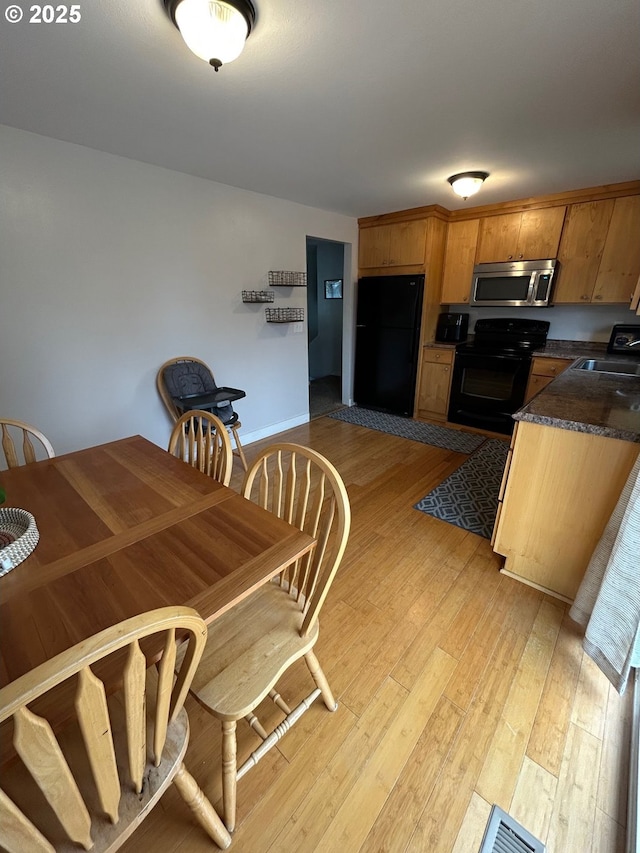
[463,295,468,302]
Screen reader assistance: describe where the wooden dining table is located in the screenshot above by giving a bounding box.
[0,435,316,690]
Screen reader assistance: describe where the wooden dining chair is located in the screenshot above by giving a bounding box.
[0,607,231,852]
[0,418,55,469]
[184,443,351,832]
[168,411,233,487]
[157,356,247,471]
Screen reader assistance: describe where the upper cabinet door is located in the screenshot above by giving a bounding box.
[517,207,566,260]
[388,220,427,266]
[359,224,392,268]
[440,219,480,304]
[555,200,614,303]
[592,196,640,304]
[475,208,566,263]
[475,213,521,263]
[359,220,427,269]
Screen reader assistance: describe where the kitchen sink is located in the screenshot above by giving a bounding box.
[573,358,640,376]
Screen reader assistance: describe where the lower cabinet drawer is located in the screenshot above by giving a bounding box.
[423,347,454,365]
[531,357,572,377]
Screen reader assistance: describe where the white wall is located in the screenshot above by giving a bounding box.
[0,125,358,455]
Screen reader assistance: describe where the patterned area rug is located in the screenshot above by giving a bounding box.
[414,438,510,539]
[328,406,485,454]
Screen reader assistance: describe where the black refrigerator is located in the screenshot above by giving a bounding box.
[353,274,425,416]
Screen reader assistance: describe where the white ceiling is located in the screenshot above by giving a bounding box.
[2,0,639,218]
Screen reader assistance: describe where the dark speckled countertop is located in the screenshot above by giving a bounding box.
[531,338,609,360]
[514,340,640,443]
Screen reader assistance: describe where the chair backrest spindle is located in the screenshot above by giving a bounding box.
[75,666,120,823]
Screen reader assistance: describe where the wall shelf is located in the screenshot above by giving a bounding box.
[265,307,305,323]
[268,270,307,287]
[242,290,275,303]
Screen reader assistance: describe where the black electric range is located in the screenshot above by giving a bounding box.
[448,318,550,435]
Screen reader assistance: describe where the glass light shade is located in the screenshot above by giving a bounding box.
[174,0,249,66]
[447,172,489,200]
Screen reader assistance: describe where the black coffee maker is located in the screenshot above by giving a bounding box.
[435,312,469,343]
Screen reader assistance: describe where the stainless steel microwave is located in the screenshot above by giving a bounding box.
[470,259,557,307]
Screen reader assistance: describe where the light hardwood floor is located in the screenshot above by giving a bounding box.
[121,416,631,853]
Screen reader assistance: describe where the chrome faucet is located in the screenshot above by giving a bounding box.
[626,339,640,347]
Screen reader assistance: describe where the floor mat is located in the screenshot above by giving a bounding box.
[328,406,485,454]
[414,438,510,538]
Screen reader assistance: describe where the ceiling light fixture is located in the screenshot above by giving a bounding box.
[164,0,255,72]
[447,171,490,201]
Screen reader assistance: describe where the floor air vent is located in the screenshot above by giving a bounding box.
[479,804,545,853]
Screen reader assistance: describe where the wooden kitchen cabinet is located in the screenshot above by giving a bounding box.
[555,196,640,304]
[493,420,639,601]
[440,219,480,304]
[359,220,427,269]
[475,207,566,264]
[523,357,572,402]
[593,196,640,303]
[555,200,614,303]
[416,347,453,421]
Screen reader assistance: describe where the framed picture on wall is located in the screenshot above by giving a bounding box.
[324,279,343,299]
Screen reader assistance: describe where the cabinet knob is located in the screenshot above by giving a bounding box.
[507,254,513,260]
[581,295,589,300]
[594,294,603,300]
[518,254,523,259]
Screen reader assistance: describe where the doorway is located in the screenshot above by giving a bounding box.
[306,237,346,419]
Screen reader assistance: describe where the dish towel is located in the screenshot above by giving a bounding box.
[569,452,640,695]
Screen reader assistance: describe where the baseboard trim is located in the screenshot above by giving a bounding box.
[239,414,310,447]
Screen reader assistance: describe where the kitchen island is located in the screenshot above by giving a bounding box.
[492,356,640,601]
